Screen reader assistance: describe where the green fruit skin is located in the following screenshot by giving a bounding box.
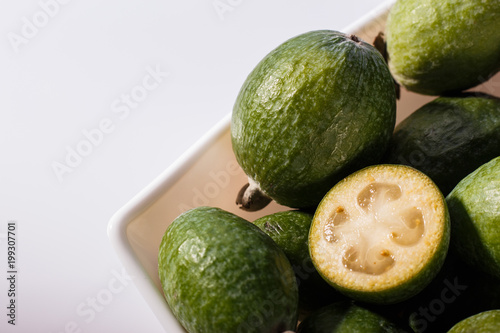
[448,310,500,333]
[158,207,299,333]
[383,93,500,196]
[386,0,500,96]
[253,211,343,315]
[296,301,404,333]
[231,30,396,209]
[446,156,500,279]
[253,211,315,268]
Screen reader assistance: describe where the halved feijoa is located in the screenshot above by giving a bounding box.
[448,310,500,333]
[446,156,500,279]
[231,30,397,210]
[158,206,299,333]
[309,164,450,304]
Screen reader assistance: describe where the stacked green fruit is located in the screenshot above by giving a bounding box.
[157,1,500,331]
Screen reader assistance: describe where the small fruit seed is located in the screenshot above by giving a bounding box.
[380,249,391,257]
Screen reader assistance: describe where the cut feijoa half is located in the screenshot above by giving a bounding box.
[309,164,450,304]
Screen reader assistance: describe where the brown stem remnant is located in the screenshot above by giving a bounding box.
[350,34,361,43]
[373,31,401,100]
[236,179,272,212]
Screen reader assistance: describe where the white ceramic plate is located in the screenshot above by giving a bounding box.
[107,0,500,330]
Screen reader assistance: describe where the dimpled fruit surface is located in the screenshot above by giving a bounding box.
[386,0,500,95]
[448,310,500,333]
[253,210,342,315]
[296,300,403,333]
[231,30,396,209]
[383,93,500,196]
[446,156,500,279]
[158,206,299,333]
[309,164,450,304]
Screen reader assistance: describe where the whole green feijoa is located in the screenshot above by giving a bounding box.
[386,0,500,95]
[448,310,500,333]
[296,300,403,333]
[253,211,342,315]
[231,30,397,210]
[158,206,299,333]
[446,156,500,279]
[383,93,500,196]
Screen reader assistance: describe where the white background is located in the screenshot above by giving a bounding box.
[0,0,387,332]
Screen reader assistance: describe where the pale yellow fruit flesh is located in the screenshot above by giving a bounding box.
[309,165,448,300]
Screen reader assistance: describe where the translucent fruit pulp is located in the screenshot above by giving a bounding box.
[323,182,425,276]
